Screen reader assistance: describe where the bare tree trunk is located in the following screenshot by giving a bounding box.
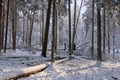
[107,10,110,54]
[41,0,52,57]
[26,15,29,48]
[113,25,115,59]
[91,0,94,59]
[103,0,106,54]
[68,0,72,56]
[40,11,42,46]
[72,0,76,54]
[1,0,4,49]
[55,8,57,52]
[106,0,110,54]
[12,0,17,50]
[97,0,102,61]
[23,16,25,45]
[51,0,57,62]
[28,12,34,50]
[0,0,2,52]
[4,0,10,52]
[41,0,44,45]
[14,1,17,50]
[75,0,83,34]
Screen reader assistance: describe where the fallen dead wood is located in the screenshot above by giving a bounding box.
[0,64,48,80]
[54,58,73,64]
[21,59,50,66]
[76,42,90,49]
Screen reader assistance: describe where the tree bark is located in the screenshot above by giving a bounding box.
[23,16,25,45]
[0,0,2,52]
[113,25,115,59]
[91,0,94,59]
[41,0,44,45]
[72,0,76,54]
[51,0,57,62]
[1,0,4,49]
[107,10,110,54]
[12,0,17,50]
[0,64,48,80]
[75,0,83,34]
[4,0,10,52]
[41,0,52,57]
[97,0,102,61]
[68,0,72,56]
[103,0,106,54]
[28,12,34,50]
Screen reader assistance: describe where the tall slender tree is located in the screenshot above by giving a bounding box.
[51,0,57,62]
[4,0,10,52]
[55,10,57,52]
[106,0,110,54]
[28,10,35,50]
[12,0,17,50]
[41,0,45,45]
[23,15,26,45]
[42,0,52,57]
[91,0,94,59]
[107,10,110,54]
[97,0,102,61]
[14,0,17,50]
[72,0,76,54]
[75,0,83,32]
[68,0,72,56]
[113,24,115,59]
[0,0,2,52]
[1,0,5,49]
[103,0,106,54]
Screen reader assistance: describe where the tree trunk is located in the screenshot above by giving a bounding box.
[97,0,102,61]
[107,10,110,54]
[51,0,57,62]
[103,0,106,54]
[113,25,115,59]
[41,0,52,57]
[75,0,83,33]
[12,0,17,50]
[4,0,10,52]
[28,13,34,50]
[72,0,76,54]
[14,1,17,50]
[41,0,44,45]
[26,15,29,48]
[0,0,2,52]
[55,7,57,52]
[68,0,72,56]
[1,0,4,49]
[40,11,42,46]
[23,16,25,45]
[106,0,110,54]
[91,0,94,59]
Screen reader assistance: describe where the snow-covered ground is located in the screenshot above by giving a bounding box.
[21,58,120,80]
[0,49,120,80]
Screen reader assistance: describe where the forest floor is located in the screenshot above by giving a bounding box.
[0,49,120,80]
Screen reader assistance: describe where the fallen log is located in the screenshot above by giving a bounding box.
[0,64,48,80]
[54,58,74,64]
